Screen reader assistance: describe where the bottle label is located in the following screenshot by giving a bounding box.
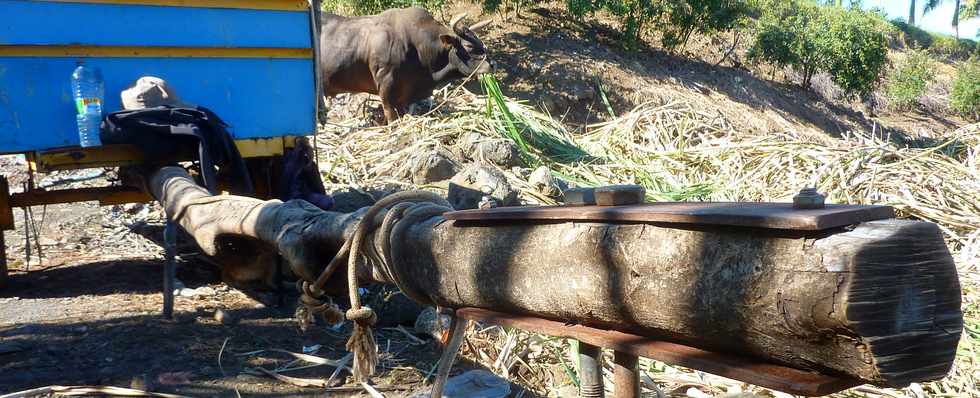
[75,98,102,115]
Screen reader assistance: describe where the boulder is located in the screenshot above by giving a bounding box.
[448,164,518,210]
[410,149,460,184]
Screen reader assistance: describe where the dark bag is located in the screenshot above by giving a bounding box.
[100,106,253,195]
[278,138,333,211]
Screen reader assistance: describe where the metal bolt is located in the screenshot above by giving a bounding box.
[793,188,826,210]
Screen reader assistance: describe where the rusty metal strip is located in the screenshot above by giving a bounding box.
[445,202,895,231]
[456,308,862,397]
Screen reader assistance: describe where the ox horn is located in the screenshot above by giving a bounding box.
[469,19,492,32]
[450,13,468,33]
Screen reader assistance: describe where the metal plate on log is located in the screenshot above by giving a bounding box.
[444,202,895,231]
[457,308,863,397]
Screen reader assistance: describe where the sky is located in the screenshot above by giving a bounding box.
[861,0,980,38]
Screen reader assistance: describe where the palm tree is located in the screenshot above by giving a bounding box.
[909,0,916,24]
[924,0,961,38]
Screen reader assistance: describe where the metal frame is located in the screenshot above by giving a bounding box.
[438,308,862,398]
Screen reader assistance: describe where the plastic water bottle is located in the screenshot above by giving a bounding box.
[71,61,104,147]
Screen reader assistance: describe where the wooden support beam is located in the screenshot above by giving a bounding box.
[9,186,152,208]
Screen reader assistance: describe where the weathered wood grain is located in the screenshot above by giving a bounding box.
[148,167,962,387]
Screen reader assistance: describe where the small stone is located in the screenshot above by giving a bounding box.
[414,306,451,341]
[410,149,460,184]
[214,309,238,326]
[528,166,561,197]
[448,165,518,210]
[557,384,579,398]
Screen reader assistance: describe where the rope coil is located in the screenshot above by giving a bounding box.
[296,190,452,381]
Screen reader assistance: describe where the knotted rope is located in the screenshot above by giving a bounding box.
[297,190,452,381]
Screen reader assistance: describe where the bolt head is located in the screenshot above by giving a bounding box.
[793,188,826,209]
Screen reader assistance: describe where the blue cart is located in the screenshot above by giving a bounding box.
[0,0,323,286]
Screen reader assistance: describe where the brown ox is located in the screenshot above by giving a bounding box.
[318,8,493,123]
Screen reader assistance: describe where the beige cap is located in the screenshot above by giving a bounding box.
[121,76,195,110]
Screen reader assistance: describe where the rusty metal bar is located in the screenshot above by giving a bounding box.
[578,342,605,398]
[613,351,639,398]
[455,308,862,397]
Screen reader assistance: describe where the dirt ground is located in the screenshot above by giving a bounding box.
[0,157,473,397]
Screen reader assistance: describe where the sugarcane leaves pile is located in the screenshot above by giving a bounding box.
[480,74,595,165]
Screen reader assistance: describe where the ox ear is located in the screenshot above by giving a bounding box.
[439,34,460,48]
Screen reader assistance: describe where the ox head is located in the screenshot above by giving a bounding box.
[439,14,494,78]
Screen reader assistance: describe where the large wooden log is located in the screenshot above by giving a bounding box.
[147,167,962,388]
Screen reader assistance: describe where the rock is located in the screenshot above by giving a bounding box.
[414,307,451,341]
[557,385,579,398]
[366,285,424,327]
[177,286,215,297]
[448,165,518,210]
[410,149,460,184]
[410,370,510,398]
[330,188,376,213]
[459,133,522,168]
[214,309,238,326]
[528,166,560,197]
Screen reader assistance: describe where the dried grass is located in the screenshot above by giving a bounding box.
[316,85,980,398]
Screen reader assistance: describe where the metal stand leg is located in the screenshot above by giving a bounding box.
[162,220,177,319]
[579,342,605,398]
[0,230,7,289]
[613,351,639,398]
[275,256,285,308]
[431,315,468,398]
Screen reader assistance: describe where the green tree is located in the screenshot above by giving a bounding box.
[748,0,889,95]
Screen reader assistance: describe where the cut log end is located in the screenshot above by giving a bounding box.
[840,220,963,386]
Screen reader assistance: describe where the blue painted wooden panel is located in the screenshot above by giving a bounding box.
[0,0,311,48]
[0,57,315,152]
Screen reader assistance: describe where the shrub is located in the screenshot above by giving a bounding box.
[563,0,749,50]
[950,58,980,120]
[747,0,827,89]
[656,0,751,51]
[820,7,890,95]
[930,35,979,60]
[885,50,935,110]
[748,0,889,96]
[322,0,445,15]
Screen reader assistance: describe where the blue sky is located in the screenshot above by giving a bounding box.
[861,0,980,38]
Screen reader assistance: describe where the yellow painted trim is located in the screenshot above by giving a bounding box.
[30,137,299,172]
[37,0,309,11]
[0,45,312,59]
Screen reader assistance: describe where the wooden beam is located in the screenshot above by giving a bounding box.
[28,137,295,172]
[10,186,152,208]
[145,166,963,388]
